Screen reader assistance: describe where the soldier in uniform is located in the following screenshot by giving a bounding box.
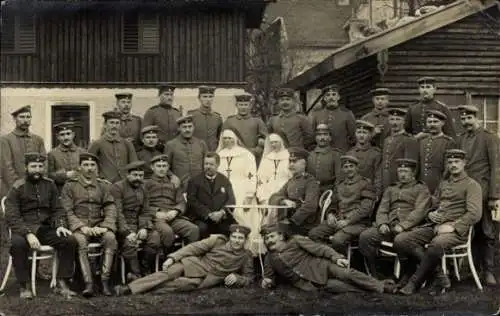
[136,125,164,179]
[186,152,237,238]
[115,92,142,149]
[405,77,456,139]
[381,108,419,191]
[308,155,376,254]
[113,224,254,295]
[88,111,138,183]
[165,115,208,186]
[418,110,456,194]
[188,86,223,151]
[0,105,46,197]
[111,161,158,279]
[143,84,182,144]
[61,153,118,297]
[48,122,87,192]
[361,88,392,148]
[269,147,320,235]
[456,105,500,286]
[358,159,431,283]
[268,88,314,149]
[306,123,343,192]
[146,154,200,253]
[346,120,382,199]
[309,84,356,152]
[399,150,482,295]
[5,153,77,299]
[260,223,396,294]
[222,93,268,158]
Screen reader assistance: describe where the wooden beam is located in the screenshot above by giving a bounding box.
[285,0,498,90]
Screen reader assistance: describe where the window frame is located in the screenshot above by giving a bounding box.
[467,92,500,137]
[121,12,160,55]
[0,14,37,55]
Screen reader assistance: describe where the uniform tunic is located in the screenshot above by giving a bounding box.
[61,176,117,232]
[309,107,357,152]
[48,144,87,189]
[88,134,138,183]
[165,136,207,182]
[269,172,320,233]
[381,132,418,191]
[222,114,268,149]
[119,113,143,148]
[346,144,382,198]
[268,112,314,149]
[405,99,456,137]
[418,133,456,194]
[306,146,343,190]
[0,129,46,196]
[361,110,391,148]
[188,108,223,151]
[143,104,181,143]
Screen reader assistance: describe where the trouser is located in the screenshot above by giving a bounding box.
[358,227,394,261]
[195,217,236,239]
[326,262,385,293]
[73,231,117,280]
[473,202,499,273]
[128,262,186,294]
[308,223,367,254]
[10,225,77,285]
[155,218,200,249]
[410,232,467,286]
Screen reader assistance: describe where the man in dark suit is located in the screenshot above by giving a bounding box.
[186,152,236,238]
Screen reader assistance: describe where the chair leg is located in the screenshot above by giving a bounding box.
[442,256,447,276]
[362,257,369,274]
[467,246,483,291]
[453,255,460,281]
[394,257,400,279]
[120,256,126,285]
[0,255,13,292]
[50,252,58,288]
[31,251,37,296]
[346,244,352,270]
[155,253,160,272]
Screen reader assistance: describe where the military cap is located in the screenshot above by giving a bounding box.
[396,158,418,169]
[425,109,447,121]
[24,152,46,164]
[260,222,289,235]
[457,105,479,116]
[102,111,121,121]
[115,92,133,100]
[158,84,176,94]
[141,125,160,135]
[124,160,146,172]
[417,76,436,85]
[321,84,340,93]
[340,155,359,165]
[315,123,330,133]
[150,154,169,164]
[445,149,467,160]
[386,108,407,117]
[79,152,99,163]
[11,105,31,117]
[234,93,252,102]
[176,114,194,125]
[54,121,75,133]
[198,85,216,95]
[356,119,375,131]
[370,88,390,96]
[229,224,251,237]
[289,147,309,161]
[275,87,295,98]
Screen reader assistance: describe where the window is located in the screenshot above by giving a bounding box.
[470,94,500,136]
[122,12,160,54]
[1,13,37,54]
[338,0,351,6]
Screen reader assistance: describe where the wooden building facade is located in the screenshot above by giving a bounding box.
[286,0,500,135]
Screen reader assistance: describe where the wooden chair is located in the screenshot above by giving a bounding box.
[378,241,401,279]
[0,196,58,296]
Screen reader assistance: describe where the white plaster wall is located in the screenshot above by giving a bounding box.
[0,87,245,151]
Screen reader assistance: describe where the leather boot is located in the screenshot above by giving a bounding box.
[57,279,77,297]
[429,267,451,296]
[101,251,115,296]
[485,271,498,286]
[126,256,142,282]
[78,252,94,297]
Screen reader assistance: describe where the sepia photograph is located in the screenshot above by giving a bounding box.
[0,0,499,315]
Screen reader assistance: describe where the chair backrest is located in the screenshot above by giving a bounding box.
[319,189,333,223]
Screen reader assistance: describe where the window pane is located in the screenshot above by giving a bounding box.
[485,122,498,135]
[485,97,499,120]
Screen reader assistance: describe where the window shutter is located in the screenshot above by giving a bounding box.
[17,15,36,52]
[122,12,159,53]
[1,13,16,52]
[139,13,159,53]
[122,13,139,52]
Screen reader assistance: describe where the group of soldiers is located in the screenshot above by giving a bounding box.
[0,77,498,300]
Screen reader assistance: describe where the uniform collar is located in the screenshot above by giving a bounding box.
[420,98,435,104]
[429,132,444,139]
[180,136,193,144]
[120,113,132,121]
[292,172,307,179]
[355,143,371,151]
[236,114,251,120]
[344,175,361,184]
[314,146,333,153]
[58,143,77,152]
[390,130,405,136]
[279,110,295,118]
[12,128,31,137]
[152,175,171,183]
[372,108,388,116]
[205,173,217,181]
[199,106,213,115]
[466,126,482,137]
[324,105,340,111]
[77,175,97,188]
[397,179,417,188]
[103,133,121,142]
[448,172,468,183]
[159,103,173,109]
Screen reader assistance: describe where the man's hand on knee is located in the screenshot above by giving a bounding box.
[162,258,174,271]
[26,233,41,250]
[224,273,238,287]
[336,258,349,268]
